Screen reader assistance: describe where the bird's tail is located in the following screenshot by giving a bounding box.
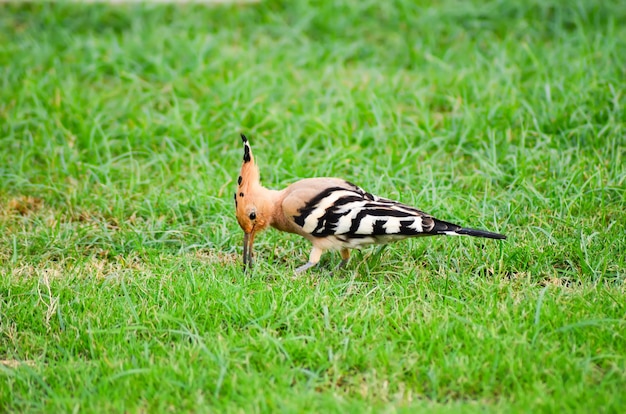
[456,227,506,240]
[431,219,506,240]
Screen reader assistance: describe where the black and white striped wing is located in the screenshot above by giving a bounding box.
[292,182,454,242]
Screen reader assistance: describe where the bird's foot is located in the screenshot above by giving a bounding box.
[329,258,350,276]
[336,258,350,270]
[295,261,318,274]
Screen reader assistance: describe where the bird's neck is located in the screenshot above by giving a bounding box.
[251,185,285,228]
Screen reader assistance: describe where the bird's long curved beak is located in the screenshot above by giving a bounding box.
[243,231,255,271]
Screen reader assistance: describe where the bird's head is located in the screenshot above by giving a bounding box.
[235,134,272,270]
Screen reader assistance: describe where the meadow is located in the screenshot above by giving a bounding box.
[1,1,625,412]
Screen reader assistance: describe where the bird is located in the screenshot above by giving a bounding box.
[234,134,506,273]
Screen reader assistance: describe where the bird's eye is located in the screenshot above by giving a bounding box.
[249,212,256,220]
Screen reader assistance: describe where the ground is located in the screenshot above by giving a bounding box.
[0,1,625,412]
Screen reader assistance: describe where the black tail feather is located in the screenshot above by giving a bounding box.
[456,227,506,240]
[431,219,506,240]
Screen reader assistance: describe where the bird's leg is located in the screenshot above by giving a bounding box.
[334,248,351,271]
[295,246,324,274]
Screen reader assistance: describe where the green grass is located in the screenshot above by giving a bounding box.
[1,0,625,412]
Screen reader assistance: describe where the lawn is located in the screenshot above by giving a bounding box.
[1,0,625,412]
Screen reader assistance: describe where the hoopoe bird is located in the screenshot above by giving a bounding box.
[235,134,506,273]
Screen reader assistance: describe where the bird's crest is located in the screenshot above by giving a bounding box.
[238,133,259,185]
